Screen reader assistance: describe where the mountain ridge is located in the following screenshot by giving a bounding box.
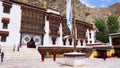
[8,0,120,24]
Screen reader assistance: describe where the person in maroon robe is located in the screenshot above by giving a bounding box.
[103,52,107,60]
[53,52,56,61]
[29,38,36,48]
[111,53,115,57]
[27,42,30,48]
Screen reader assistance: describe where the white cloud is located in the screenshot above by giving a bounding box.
[79,0,87,5]
[79,0,95,8]
[86,3,96,8]
[100,5,106,8]
[87,3,96,8]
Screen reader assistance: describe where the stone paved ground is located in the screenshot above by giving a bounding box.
[0,58,120,68]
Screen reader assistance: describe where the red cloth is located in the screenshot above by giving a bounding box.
[94,56,97,58]
[111,53,115,57]
[27,42,30,48]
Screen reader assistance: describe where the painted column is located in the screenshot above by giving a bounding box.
[43,16,50,45]
[77,39,81,46]
[86,29,90,44]
[91,30,95,44]
[72,39,74,46]
[109,36,112,46]
[49,36,52,45]
[56,23,63,45]
[83,40,86,46]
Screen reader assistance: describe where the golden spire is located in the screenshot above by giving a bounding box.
[43,0,47,8]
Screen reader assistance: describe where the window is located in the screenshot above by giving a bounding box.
[0,31,9,42]
[3,23,8,29]
[52,37,56,45]
[3,6,11,13]
[89,33,91,38]
[2,18,10,29]
[1,35,7,42]
[2,2,12,14]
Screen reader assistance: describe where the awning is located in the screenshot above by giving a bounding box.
[3,1,12,8]
[93,45,112,50]
[2,18,10,24]
[109,33,120,38]
[0,30,9,36]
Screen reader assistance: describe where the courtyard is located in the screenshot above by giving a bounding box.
[0,58,120,68]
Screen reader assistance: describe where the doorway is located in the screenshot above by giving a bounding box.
[114,48,120,57]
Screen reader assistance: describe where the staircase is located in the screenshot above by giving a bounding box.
[86,49,93,58]
[1,46,41,60]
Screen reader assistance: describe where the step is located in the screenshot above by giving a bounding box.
[1,45,41,60]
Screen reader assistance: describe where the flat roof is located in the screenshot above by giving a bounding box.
[109,32,120,36]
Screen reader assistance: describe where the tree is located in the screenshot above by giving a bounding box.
[107,15,120,33]
[95,19,109,43]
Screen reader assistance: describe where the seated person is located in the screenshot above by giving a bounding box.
[29,38,36,48]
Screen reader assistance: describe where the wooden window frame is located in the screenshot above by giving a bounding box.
[1,18,10,29]
[0,31,9,42]
[3,23,8,29]
[1,35,7,42]
[3,6,11,14]
[2,2,12,14]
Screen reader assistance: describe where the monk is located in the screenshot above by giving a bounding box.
[103,52,107,60]
[53,52,56,61]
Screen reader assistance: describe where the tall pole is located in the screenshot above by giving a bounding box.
[72,0,77,52]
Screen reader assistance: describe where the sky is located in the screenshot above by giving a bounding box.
[79,0,120,8]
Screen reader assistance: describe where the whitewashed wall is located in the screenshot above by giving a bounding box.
[47,9,60,15]
[43,8,61,46]
[86,29,95,44]
[22,33,42,45]
[0,1,21,46]
[56,23,63,45]
[0,1,3,30]
[43,16,50,45]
